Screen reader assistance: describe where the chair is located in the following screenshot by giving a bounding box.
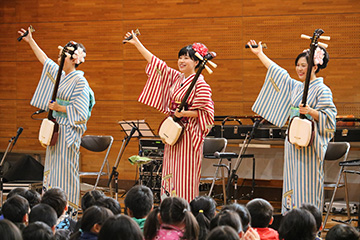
[322,142,351,230]
[79,135,114,191]
[202,137,227,201]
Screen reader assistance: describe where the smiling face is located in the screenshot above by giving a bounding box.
[296,56,308,81]
[178,53,198,78]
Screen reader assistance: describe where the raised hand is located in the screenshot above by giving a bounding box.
[18,27,33,43]
[247,40,263,56]
[123,30,140,45]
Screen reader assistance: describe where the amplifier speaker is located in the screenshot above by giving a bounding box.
[0,153,44,183]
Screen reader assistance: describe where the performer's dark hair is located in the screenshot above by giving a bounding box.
[124,185,153,219]
[278,208,317,240]
[210,209,242,233]
[190,196,217,240]
[22,222,55,240]
[222,203,251,232]
[70,206,113,240]
[98,214,143,240]
[94,196,122,215]
[64,41,86,68]
[29,203,57,228]
[300,203,322,231]
[178,44,202,68]
[2,195,29,223]
[206,225,240,240]
[325,224,360,240]
[144,197,199,240]
[295,46,329,73]
[41,187,67,218]
[81,190,105,212]
[246,198,273,228]
[0,219,23,240]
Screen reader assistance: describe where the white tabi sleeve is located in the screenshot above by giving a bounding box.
[252,63,296,127]
[138,56,180,114]
[30,58,61,110]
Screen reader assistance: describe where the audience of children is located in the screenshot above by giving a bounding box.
[143,196,199,240]
[246,198,279,240]
[98,214,143,240]
[1,185,358,240]
[190,195,217,240]
[124,185,154,231]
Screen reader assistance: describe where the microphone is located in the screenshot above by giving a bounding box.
[13,127,23,146]
[249,120,261,139]
[33,109,46,115]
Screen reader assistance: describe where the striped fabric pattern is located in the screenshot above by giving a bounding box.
[139,56,214,202]
[252,63,336,213]
[30,58,95,208]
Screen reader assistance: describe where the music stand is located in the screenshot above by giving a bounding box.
[108,120,154,200]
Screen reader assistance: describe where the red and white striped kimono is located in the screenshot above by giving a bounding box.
[139,56,214,202]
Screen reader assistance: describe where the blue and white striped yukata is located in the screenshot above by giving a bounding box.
[30,58,95,209]
[252,63,336,214]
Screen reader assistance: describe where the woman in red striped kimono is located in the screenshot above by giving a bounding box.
[124,31,214,202]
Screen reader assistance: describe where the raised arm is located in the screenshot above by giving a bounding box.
[247,40,273,69]
[18,27,48,65]
[123,30,153,63]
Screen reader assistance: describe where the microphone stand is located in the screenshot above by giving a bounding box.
[0,136,16,206]
[107,122,141,201]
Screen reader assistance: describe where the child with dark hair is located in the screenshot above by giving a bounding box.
[2,195,30,230]
[278,208,317,240]
[246,198,279,240]
[210,209,243,236]
[0,219,23,240]
[222,203,251,232]
[124,185,154,231]
[190,196,217,240]
[22,222,55,240]
[41,188,76,232]
[325,224,359,240]
[7,187,27,200]
[300,203,323,240]
[24,190,41,209]
[70,205,113,240]
[98,214,143,240]
[143,197,199,240]
[29,203,58,233]
[81,190,105,212]
[206,226,240,240]
[94,196,121,215]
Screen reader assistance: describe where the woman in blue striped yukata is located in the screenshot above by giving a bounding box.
[247,39,336,214]
[18,27,95,211]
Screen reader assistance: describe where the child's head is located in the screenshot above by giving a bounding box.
[124,185,153,219]
[300,203,322,232]
[325,224,359,240]
[278,208,317,240]
[190,196,217,240]
[246,198,273,228]
[6,187,27,200]
[81,190,105,212]
[98,214,143,240]
[41,188,67,218]
[206,225,241,240]
[2,195,30,224]
[144,197,199,240]
[210,209,242,234]
[222,203,251,232]
[80,205,113,234]
[24,190,41,209]
[29,203,57,231]
[22,222,55,240]
[95,196,122,215]
[0,219,23,240]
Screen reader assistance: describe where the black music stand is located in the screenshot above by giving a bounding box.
[107,120,154,201]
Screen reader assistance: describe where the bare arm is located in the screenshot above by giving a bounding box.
[247,40,273,69]
[123,30,153,63]
[18,27,48,65]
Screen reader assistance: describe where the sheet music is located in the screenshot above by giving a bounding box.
[118,120,155,137]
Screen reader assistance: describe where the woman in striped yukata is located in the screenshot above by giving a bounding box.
[18,27,95,210]
[123,30,214,202]
[248,40,336,214]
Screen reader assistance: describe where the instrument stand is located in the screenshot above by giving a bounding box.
[0,136,16,206]
[108,120,154,201]
[225,119,260,204]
